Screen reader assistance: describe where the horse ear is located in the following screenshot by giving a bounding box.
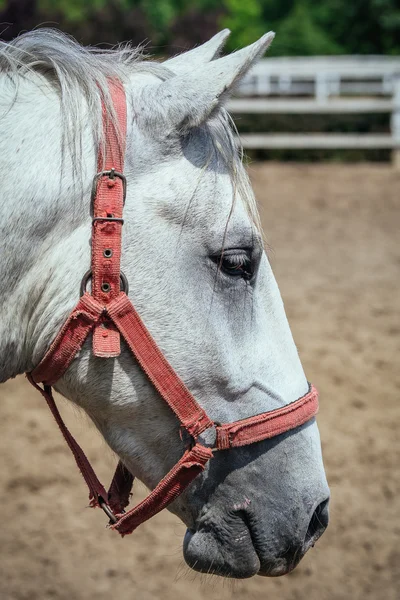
[151,32,275,133]
[164,29,231,73]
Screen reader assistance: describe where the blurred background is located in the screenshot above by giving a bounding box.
[1,0,400,162]
[0,1,399,599]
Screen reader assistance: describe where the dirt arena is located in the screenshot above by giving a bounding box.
[1,163,399,600]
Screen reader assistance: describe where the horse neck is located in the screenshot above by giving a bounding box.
[0,74,95,381]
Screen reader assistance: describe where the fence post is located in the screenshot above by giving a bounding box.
[316,72,329,103]
[392,75,400,169]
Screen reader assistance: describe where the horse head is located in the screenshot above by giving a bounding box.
[0,28,329,578]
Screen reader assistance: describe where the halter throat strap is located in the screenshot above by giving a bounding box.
[27,79,319,537]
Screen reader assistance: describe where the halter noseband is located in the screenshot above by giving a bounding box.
[27,79,319,537]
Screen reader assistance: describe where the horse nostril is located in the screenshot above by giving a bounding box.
[304,497,329,549]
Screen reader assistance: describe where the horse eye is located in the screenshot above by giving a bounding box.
[216,249,254,280]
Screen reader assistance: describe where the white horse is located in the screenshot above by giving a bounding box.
[0,28,329,578]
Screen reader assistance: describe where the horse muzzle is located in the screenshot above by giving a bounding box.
[183,494,330,578]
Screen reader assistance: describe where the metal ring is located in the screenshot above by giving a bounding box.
[98,496,118,525]
[120,271,129,295]
[80,270,129,297]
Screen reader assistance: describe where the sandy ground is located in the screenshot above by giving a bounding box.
[0,164,399,600]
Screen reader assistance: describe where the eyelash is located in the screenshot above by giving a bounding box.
[215,249,255,281]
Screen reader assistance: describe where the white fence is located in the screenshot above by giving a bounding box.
[227,56,400,166]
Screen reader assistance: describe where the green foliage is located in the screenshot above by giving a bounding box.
[39,0,107,23]
[267,1,342,56]
[140,0,177,32]
[312,0,400,55]
[220,0,265,50]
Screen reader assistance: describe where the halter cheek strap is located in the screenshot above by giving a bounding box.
[27,79,319,537]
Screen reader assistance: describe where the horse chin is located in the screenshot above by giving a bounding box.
[182,526,308,579]
[183,527,260,579]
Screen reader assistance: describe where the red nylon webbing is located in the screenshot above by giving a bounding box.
[214,385,319,449]
[91,78,127,358]
[31,293,104,386]
[107,460,135,515]
[27,374,109,507]
[111,444,212,536]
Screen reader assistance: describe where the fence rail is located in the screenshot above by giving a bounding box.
[228,56,400,165]
[228,98,395,114]
[239,134,395,149]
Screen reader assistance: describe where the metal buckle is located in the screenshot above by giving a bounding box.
[92,216,124,225]
[80,269,129,297]
[98,496,118,525]
[91,168,127,206]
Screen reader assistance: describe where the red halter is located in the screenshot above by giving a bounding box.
[27,79,319,537]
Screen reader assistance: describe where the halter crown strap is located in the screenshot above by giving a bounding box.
[27,79,319,537]
[91,78,127,358]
